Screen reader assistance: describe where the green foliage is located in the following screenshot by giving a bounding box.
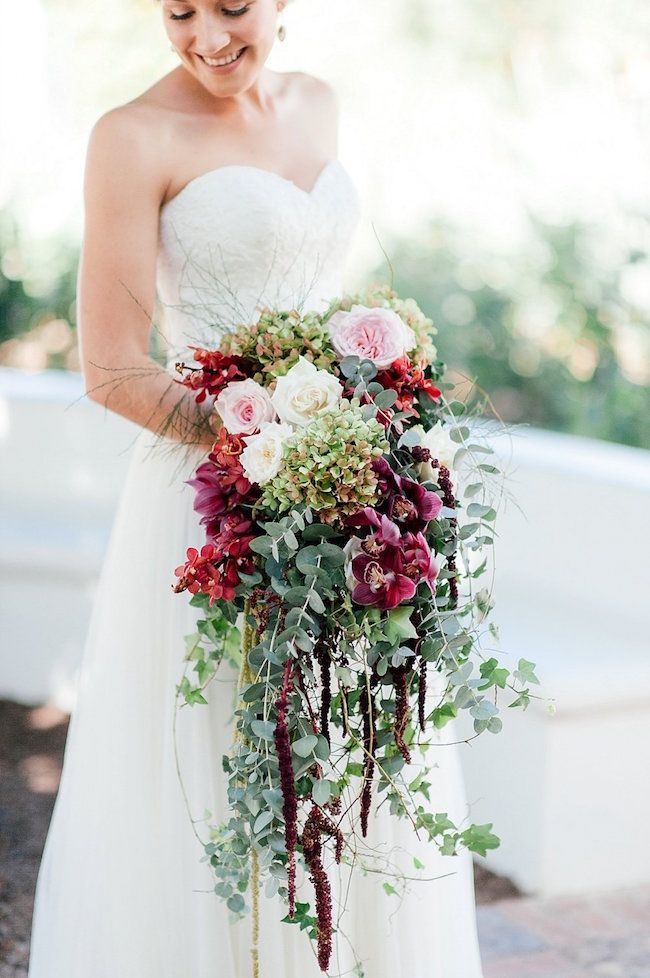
[0,212,79,368]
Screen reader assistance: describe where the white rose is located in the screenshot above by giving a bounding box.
[215,378,276,435]
[239,421,294,485]
[415,423,458,483]
[271,356,343,427]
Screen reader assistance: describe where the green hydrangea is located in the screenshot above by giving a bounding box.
[323,282,438,366]
[220,307,337,381]
[260,400,389,524]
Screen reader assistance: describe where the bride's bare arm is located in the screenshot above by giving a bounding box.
[77,107,218,449]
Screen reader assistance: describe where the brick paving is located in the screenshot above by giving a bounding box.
[478,885,650,977]
[1,700,649,976]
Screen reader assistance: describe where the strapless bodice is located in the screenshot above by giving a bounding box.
[155,159,361,365]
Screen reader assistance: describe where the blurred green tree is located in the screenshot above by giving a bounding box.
[371,215,650,449]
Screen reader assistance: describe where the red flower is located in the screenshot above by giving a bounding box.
[172,527,257,604]
[375,355,441,415]
[175,347,251,403]
[172,544,220,599]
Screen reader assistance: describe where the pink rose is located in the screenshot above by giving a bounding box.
[327,304,417,369]
[215,378,276,435]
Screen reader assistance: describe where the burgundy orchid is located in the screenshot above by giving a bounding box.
[402,530,440,593]
[350,548,417,609]
[350,457,442,533]
[347,511,439,608]
[387,474,442,530]
[187,427,258,538]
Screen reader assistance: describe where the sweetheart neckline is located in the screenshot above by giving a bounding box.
[160,158,342,212]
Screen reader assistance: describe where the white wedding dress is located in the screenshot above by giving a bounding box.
[28,159,485,978]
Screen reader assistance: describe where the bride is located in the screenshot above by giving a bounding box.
[27,2,485,976]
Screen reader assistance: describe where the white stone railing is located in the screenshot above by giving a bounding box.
[455,422,650,898]
[1,365,649,897]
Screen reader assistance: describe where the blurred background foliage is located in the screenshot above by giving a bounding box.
[1,0,649,449]
[371,215,650,448]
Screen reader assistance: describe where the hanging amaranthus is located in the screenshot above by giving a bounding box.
[359,681,377,838]
[301,804,334,972]
[392,663,412,763]
[273,657,299,917]
[434,460,459,609]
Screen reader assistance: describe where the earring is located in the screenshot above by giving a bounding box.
[277,22,286,41]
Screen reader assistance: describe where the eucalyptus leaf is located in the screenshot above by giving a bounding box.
[398,428,422,449]
[254,810,274,834]
[448,400,467,416]
[470,699,499,720]
[292,734,318,757]
[227,894,246,913]
[307,590,326,614]
[459,522,481,540]
[339,355,361,378]
[467,503,495,519]
[465,443,493,454]
[301,524,339,541]
[312,778,332,806]
[313,734,330,762]
[251,720,276,741]
[463,483,483,499]
[374,388,398,409]
[242,682,268,703]
[454,685,475,710]
[248,537,273,556]
[316,542,346,566]
[290,510,305,532]
[284,586,310,607]
[449,425,470,443]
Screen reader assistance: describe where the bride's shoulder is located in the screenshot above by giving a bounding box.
[284,70,340,135]
[88,73,177,142]
[84,72,183,174]
[82,86,177,211]
[289,69,340,108]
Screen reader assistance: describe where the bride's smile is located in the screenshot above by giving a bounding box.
[197,46,248,73]
[162,0,283,89]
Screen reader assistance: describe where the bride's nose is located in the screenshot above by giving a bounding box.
[195,24,233,56]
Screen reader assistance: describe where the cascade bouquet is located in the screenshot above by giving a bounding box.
[171,283,540,975]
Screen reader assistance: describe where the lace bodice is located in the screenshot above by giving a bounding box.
[156,159,361,364]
